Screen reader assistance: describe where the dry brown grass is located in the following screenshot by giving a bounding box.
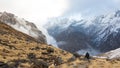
[0,22,73,68]
[1,22,120,68]
[56,56,120,68]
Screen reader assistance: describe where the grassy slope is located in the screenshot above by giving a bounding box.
[1,22,120,68]
[0,22,73,68]
[57,57,120,68]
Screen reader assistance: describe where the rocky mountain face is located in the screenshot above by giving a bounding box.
[45,10,120,55]
[0,12,46,43]
[0,22,73,68]
[45,18,91,53]
[88,10,120,52]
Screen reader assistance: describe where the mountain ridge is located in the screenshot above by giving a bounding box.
[0,12,46,43]
[0,11,120,68]
[45,10,120,55]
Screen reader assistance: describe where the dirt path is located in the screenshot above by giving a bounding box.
[89,59,120,68]
[49,58,120,68]
[52,59,91,68]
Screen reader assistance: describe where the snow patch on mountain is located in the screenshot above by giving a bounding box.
[0,12,58,46]
[101,48,120,59]
[45,10,120,55]
[38,26,58,47]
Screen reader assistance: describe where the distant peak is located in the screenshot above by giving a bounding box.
[114,10,120,17]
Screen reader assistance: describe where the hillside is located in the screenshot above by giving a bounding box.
[1,20,120,68]
[0,22,73,68]
[57,57,120,68]
[0,12,46,43]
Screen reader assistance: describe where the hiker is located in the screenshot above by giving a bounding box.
[84,52,90,62]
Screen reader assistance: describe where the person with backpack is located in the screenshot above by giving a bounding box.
[84,52,90,62]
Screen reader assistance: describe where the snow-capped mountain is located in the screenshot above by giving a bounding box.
[45,10,120,55]
[0,12,46,43]
[45,18,91,53]
[89,10,120,52]
[101,48,120,59]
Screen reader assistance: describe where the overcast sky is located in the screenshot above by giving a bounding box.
[0,0,120,26]
[0,0,69,25]
[64,0,120,19]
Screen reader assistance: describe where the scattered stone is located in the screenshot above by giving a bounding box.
[39,57,48,61]
[73,52,80,58]
[3,56,6,59]
[0,61,9,68]
[2,49,9,53]
[116,58,120,61]
[32,60,49,68]
[42,52,49,55]
[54,57,63,66]
[47,47,54,53]
[35,46,40,50]
[67,56,76,62]
[30,46,40,50]
[12,41,17,44]
[41,48,47,50]
[27,53,36,60]
[106,58,111,61]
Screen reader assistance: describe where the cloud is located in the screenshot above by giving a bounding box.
[113,0,120,3]
[0,0,68,26]
[64,0,120,18]
[0,0,120,23]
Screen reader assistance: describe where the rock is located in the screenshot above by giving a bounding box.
[47,47,54,53]
[35,46,40,50]
[32,60,49,68]
[0,61,9,68]
[73,52,81,58]
[54,57,63,66]
[30,46,40,50]
[67,56,76,62]
[42,52,49,55]
[41,48,47,50]
[27,53,36,60]
[2,49,9,53]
